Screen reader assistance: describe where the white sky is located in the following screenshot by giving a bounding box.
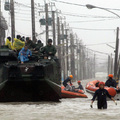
[1,0,120,60]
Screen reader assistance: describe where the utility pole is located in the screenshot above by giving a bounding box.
[94,54,96,78]
[76,37,79,80]
[79,43,82,80]
[108,55,110,75]
[86,49,88,79]
[57,17,61,63]
[52,11,56,46]
[65,29,69,76]
[10,0,15,43]
[82,46,86,80]
[31,0,36,43]
[114,27,119,79]
[45,3,48,44]
[70,33,75,80]
[61,23,65,79]
[110,54,113,74]
[0,0,2,46]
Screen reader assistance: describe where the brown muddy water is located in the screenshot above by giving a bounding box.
[0,79,119,120]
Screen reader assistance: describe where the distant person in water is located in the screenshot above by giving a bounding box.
[91,82,117,109]
[76,81,84,90]
[63,75,73,91]
[18,45,32,64]
[105,74,117,88]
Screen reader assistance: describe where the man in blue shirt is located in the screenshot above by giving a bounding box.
[18,45,32,64]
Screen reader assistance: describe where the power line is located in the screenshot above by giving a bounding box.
[51,0,120,11]
[86,42,115,46]
[51,0,85,7]
[14,1,118,20]
[67,18,119,23]
[15,1,44,11]
[88,48,110,55]
[62,12,117,18]
[15,2,31,8]
[15,9,38,13]
[71,27,115,31]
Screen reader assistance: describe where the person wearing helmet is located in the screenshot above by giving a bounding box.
[32,40,44,55]
[34,40,43,51]
[25,37,36,49]
[41,39,56,57]
[91,82,116,109]
[76,81,84,90]
[105,74,117,88]
[63,75,73,91]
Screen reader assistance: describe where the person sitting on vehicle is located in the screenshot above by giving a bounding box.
[25,37,36,50]
[76,81,84,90]
[105,74,117,88]
[21,36,25,42]
[18,45,32,64]
[41,39,56,57]
[34,40,43,51]
[33,40,44,54]
[91,82,116,109]
[5,37,13,49]
[13,35,25,51]
[63,75,73,91]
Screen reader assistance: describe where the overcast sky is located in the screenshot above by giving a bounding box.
[1,0,120,58]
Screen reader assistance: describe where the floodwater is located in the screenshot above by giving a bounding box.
[0,79,119,120]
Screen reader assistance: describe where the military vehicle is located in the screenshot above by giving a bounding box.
[0,46,61,102]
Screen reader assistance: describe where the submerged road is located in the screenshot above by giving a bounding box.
[0,78,119,120]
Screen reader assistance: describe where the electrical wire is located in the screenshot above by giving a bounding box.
[51,0,120,11]
[61,13,117,19]
[51,0,85,7]
[86,42,115,46]
[67,18,119,23]
[14,1,119,20]
[2,0,117,57]
[15,2,31,8]
[71,27,115,31]
[88,49,109,55]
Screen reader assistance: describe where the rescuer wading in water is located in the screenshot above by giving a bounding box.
[91,82,117,109]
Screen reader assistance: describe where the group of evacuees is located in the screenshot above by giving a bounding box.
[5,35,56,64]
[63,74,117,109]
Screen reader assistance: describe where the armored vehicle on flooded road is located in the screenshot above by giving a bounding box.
[0,46,61,102]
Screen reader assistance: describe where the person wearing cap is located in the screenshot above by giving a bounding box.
[91,82,116,109]
[76,81,84,90]
[41,39,56,57]
[105,74,117,88]
[63,75,73,91]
